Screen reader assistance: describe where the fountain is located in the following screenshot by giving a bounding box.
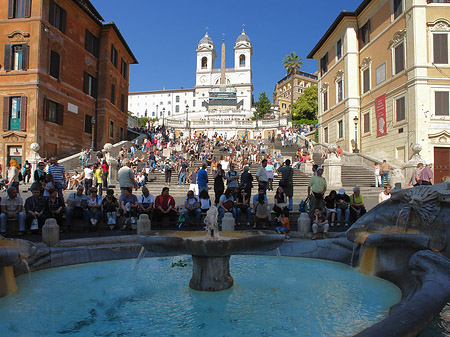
[0,237,36,297]
[139,206,285,291]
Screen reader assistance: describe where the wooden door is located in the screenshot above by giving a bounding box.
[434,147,450,183]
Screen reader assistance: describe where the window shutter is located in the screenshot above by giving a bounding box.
[20,96,27,131]
[83,72,89,94]
[49,0,54,24]
[24,0,31,17]
[3,97,10,131]
[434,34,448,64]
[395,43,404,74]
[57,103,64,125]
[21,43,28,70]
[436,91,449,116]
[43,98,49,121]
[60,8,67,33]
[8,0,15,18]
[363,69,370,93]
[4,45,12,71]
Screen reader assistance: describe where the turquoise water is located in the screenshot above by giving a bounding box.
[0,256,401,336]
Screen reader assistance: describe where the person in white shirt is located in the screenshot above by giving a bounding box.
[255,159,268,194]
[378,184,391,204]
[138,186,154,218]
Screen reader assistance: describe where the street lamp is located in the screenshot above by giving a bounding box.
[162,107,166,127]
[90,117,96,151]
[353,116,359,153]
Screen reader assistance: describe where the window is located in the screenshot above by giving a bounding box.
[120,58,127,79]
[337,79,343,102]
[85,30,99,57]
[323,90,328,111]
[50,50,60,79]
[433,34,448,64]
[363,68,370,93]
[111,45,118,68]
[175,105,179,113]
[320,53,328,75]
[110,84,115,105]
[8,0,31,18]
[176,95,180,103]
[239,54,245,67]
[394,43,405,74]
[4,44,27,71]
[44,98,63,124]
[337,39,342,60]
[49,0,66,33]
[84,115,92,134]
[83,72,97,98]
[282,103,286,109]
[359,20,371,48]
[109,121,114,138]
[120,127,124,141]
[338,120,344,138]
[201,57,207,69]
[2,96,27,131]
[363,112,370,133]
[435,91,449,116]
[376,63,386,85]
[193,100,196,107]
[393,0,403,19]
[120,94,125,112]
[396,96,406,121]
[324,127,329,143]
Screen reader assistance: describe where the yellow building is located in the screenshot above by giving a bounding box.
[273,71,318,116]
[308,0,450,183]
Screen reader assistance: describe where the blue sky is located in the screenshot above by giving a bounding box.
[92,0,362,101]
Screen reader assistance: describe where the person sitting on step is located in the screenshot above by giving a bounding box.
[119,187,139,230]
[312,208,329,240]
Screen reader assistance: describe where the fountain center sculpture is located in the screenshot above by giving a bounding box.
[139,206,284,291]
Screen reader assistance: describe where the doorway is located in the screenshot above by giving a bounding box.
[7,145,23,168]
[434,147,450,183]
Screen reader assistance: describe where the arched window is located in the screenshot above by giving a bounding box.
[201,57,207,69]
[176,105,179,113]
[176,95,180,103]
[239,54,246,67]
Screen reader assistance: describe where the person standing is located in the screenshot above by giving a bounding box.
[188,166,199,196]
[307,167,327,221]
[23,160,32,184]
[266,161,274,191]
[380,160,391,187]
[213,163,225,205]
[198,163,209,193]
[6,159,20,193]
[255,159,268,194]
[409,163,423,187]
[101,159,109,189]
[47,157,66,200]
[374,162,381,187]
[419,162,434,185]
[278,159,294,210]
[82,164,94,196]
[118,159,137,195]
[177,158,189,187]
[225,164,239,194]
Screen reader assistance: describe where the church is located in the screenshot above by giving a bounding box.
[128,29,277,138]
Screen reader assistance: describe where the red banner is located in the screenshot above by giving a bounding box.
[376,94,387,137]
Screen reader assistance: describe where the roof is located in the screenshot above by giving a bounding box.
[236,29,251,44]
[103,22,138,64]
[199,32,214,46]
[72,0,104,23]
[277,71,318,85]
[307,0,372,59]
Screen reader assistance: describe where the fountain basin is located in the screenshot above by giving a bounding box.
[139,230,285,291]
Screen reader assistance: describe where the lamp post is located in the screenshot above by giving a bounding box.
[162,107,166,127]
[90,117,96,151]
[353,116,359,153]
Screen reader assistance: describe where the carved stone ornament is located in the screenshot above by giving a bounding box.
[49,40,64,54]
[361,57,371,69]
[1,131,27,141]
[334,70,344,82]
[428,18,450,32]
[7,30,30,42]
[402,186,441,224]
[320,83,329,93]
[389,29,406,48]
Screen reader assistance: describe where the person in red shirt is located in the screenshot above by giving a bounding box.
[154,187,177,226]
[336,146,343,157]
[101,160,109,189]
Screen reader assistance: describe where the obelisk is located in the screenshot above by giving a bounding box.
[220,34,226,87]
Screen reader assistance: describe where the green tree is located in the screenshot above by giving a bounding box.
[292,85,318,120]
[282,52,303,118]
[253,92,272,120]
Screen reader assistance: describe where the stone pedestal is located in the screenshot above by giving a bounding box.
[301,161,313,176]
[42,218,59,247]
[297,213,311,235]
[104,143,119,183]
[189,255,233,291]
[221,212,235,231]
[323,152,342,189]
[137,214,151,235]
[26,143,42,176]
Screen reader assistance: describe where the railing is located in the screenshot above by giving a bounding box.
[165,119,287,129]
[427,0,450,3]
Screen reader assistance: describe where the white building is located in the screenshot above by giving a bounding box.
[128,29,254,122]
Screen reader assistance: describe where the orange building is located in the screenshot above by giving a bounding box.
[0,0,137,169]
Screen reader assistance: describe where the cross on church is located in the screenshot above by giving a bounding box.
[205,26,209,32]
[242,24,245,31]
